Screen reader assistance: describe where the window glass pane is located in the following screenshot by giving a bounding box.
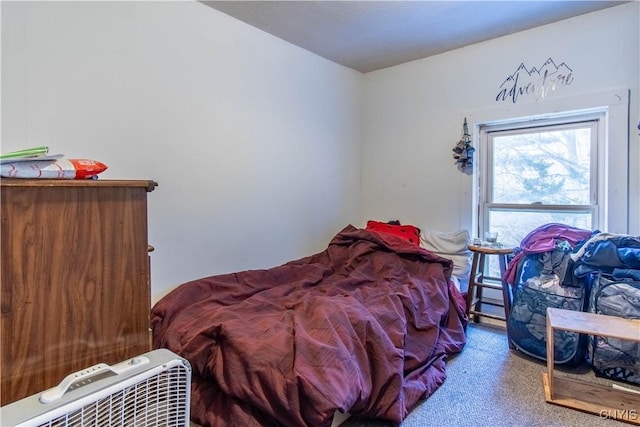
[491,127,592,205]
[487,209,593,247]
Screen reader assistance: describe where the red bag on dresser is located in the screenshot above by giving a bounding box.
[1,158,108,179]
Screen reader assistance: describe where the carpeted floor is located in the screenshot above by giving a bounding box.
[341,322,637,427]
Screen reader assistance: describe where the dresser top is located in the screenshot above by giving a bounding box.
[1,179,157,192]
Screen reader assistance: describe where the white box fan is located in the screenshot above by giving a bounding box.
[0,349,191,427]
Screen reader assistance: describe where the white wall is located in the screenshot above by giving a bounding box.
[3,2,639,304]
[360,2,640,236]
[1,1,362,302]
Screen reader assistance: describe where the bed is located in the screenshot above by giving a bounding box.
[151,224,467,427]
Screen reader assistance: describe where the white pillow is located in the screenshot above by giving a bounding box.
[421,229,472,279]
[421,229,471,255]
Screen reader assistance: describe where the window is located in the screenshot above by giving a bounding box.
[478,112,604,247]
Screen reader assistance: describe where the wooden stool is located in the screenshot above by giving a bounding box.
[465,244,515,325]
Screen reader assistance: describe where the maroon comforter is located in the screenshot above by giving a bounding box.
[151,225,467,427]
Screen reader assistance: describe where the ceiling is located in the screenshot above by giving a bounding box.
[201,1,628,73]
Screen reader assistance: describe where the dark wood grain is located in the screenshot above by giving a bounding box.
[1,179,156,405]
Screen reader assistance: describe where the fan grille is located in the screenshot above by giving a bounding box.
[38,366,190,427]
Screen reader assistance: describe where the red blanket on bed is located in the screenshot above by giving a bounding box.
[151,225,467,427]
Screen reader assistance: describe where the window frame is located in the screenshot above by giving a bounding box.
[477,111,607,242]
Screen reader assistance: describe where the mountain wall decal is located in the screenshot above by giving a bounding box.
[496,58,574,104]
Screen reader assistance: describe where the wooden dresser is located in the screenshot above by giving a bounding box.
[0,179,157,405]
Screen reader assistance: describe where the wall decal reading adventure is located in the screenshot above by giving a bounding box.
[496,58,574,104]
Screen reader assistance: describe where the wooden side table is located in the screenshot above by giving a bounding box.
[543,308,640,424]
[465,244,515,325]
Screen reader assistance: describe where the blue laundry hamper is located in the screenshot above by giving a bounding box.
[587,274,640,385]
[507,252,590,365]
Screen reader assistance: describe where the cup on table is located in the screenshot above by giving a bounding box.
[484,231,498,243]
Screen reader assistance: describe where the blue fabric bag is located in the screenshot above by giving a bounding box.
[574,235,640,384]
[588,275,640,384]
[507,249,590,365]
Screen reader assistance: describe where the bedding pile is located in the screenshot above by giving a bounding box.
[151,225,467,427]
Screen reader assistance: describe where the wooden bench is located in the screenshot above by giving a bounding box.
[543,308,640,425]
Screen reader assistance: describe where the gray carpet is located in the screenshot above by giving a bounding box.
[341,322,636,427]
